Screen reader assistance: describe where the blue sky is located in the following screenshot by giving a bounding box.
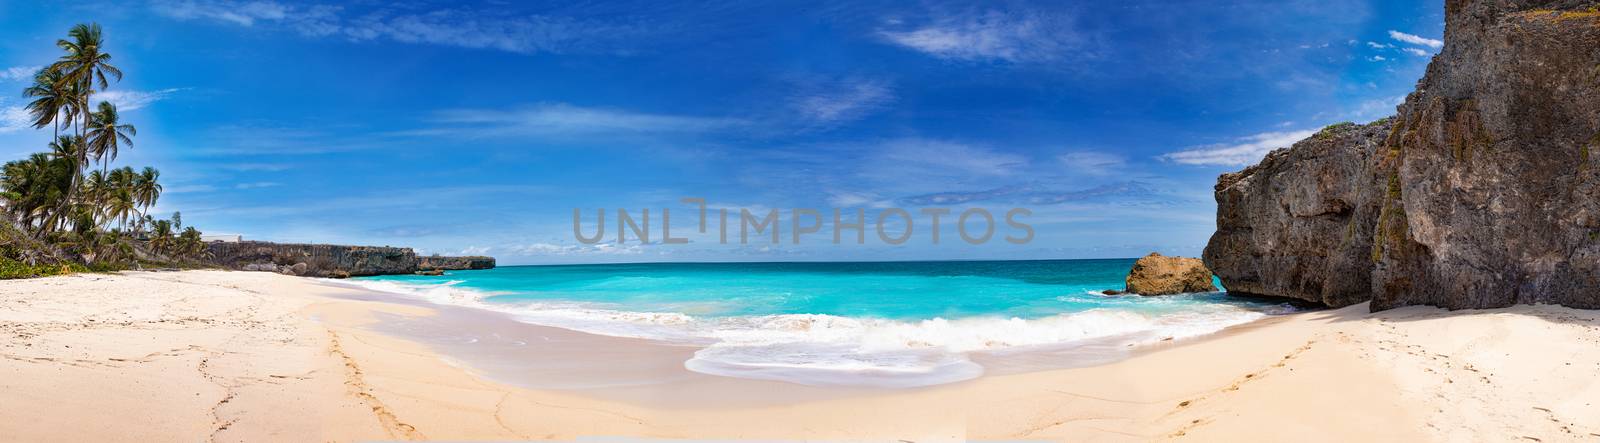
[0,0,1444,264]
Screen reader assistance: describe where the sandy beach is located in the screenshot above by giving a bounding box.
[3,270,1598,442]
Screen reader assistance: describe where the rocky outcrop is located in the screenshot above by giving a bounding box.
[416,255,496,271]
[1204,122,1393,307]
[1125,253,1219,295]
[1205,0,1600,310]
[208,242,417,277]
[206,241,496,278]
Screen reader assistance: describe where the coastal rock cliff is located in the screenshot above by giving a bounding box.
[1204,121,1394,308]
[207,242,496,277]
[1205,0,1600,310]
[417,255,496,271]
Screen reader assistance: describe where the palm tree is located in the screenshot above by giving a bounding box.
[178,226,204,257]
[50,23,121,139]
[149,219,174,253]
[83,169,109,224]
[109,189,135,231]
[86,101,135,175]
[50,23,120,225]
[1,153,73,232]
[48,135,87,171]
[45,135,87,231]
[108,167,137,230]
[21,67,73,139]
[134,167,161,219]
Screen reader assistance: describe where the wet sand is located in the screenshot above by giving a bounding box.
[3,270,1598,441]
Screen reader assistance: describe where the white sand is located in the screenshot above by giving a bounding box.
[2,270,1597,441]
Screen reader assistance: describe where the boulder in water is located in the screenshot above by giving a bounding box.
[1125,253,1218,295]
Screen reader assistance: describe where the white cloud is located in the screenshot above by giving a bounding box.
[1388,30,1442,49]
[150,1,641,55]
[874,139,1026,177]
[151,0,292,26]
[95,88,183,111]
[1352,95,1406,120]
[415,103,740,137]
[825,191,891,208]
[1365,41,1393,49]
[1159,129,1318,166]
[1,105,33,133]
[218,162,293,172]
[1401,47,1429,57]
[0,66,41,82]
[234,181,282,189]
[1369,55,1387,62]
[878,11,1080,63]
[790,78,894,126]
[1057,151,1126,172]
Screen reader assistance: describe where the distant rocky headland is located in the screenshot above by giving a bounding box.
[1205,0,1600,311]
[206,241,495,278]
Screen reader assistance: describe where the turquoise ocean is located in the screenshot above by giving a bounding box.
[347,259,1299,387]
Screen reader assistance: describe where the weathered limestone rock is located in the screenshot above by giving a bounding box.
[208,242,417,277]
[1205,0,1600,310]
[1125,253,1219,295]
[416,255,496,271]
[206,242,498,278]
[1203,121,1392,308]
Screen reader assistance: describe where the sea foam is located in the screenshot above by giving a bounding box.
[332,278,1270,388]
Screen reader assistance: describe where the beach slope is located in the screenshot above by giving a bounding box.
[2,271,1597,441]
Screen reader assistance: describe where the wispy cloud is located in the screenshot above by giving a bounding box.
[151,0,296,26]
[234,181,282,189]
[186,123,385,156]
[790,78,895,127]
[1352,95,1406,121]
[1401,47,1429,57]
[871,138,1026,178]
[1057,151,1125,172]
[1159,129,1318,166]
[0,66,41,82]
[1365,41,1393,49]
[877,10,1083,63]
[217,162,294,172]
[184,184,547,218]
[1388,30,1442,49]
[410,103,741,138]
[0,105,32,133]
[96,88,183,111]
[898,181,1173,206]
[150,0,646,55]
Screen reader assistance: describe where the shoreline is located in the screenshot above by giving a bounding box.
[3,270,1598,441]
[331,270,1287,390]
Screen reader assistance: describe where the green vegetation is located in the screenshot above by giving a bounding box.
[1372,171,1408,263]
[1,23,210,278]
[1313,122,1357,141]
[0,257,87,279]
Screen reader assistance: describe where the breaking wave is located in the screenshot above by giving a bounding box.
[334,278,1272,388]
